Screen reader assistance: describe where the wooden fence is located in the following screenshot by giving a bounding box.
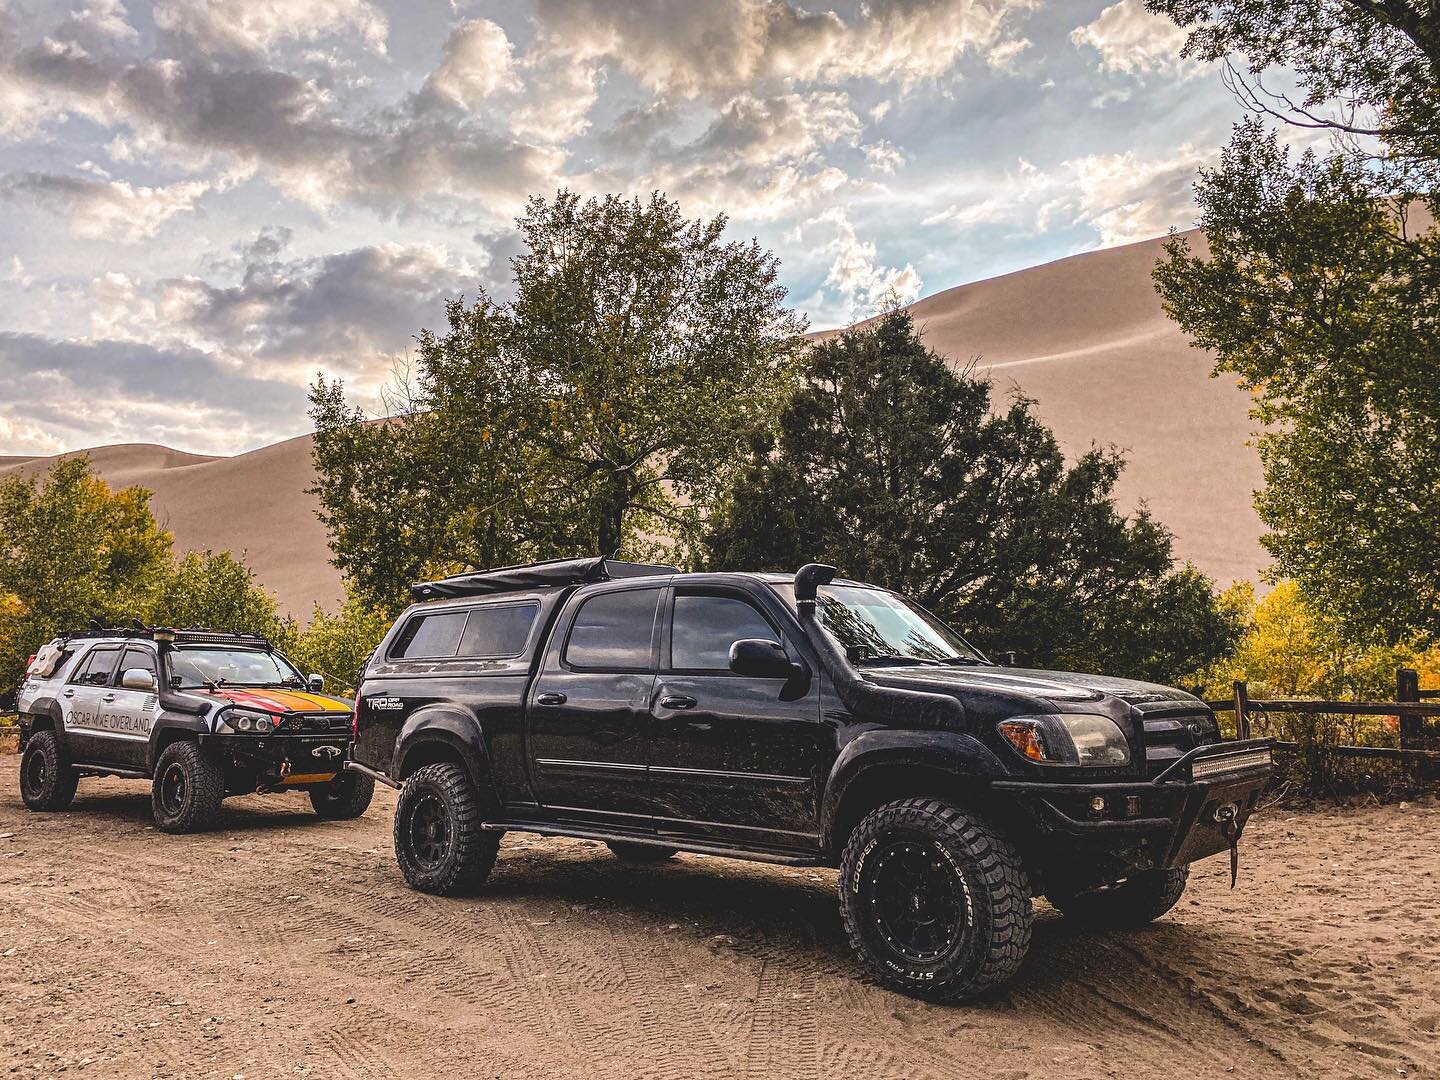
[1205,667,1440,770]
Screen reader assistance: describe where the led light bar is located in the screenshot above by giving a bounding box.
[1191,747,1272,780]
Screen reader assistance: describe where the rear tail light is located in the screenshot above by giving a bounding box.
[25,654,36,673]
[351,703,359,740]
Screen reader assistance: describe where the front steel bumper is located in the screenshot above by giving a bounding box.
[990,739,1274,871]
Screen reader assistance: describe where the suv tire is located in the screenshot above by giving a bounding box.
[19,731,79,812]
[1048,867,1189,928]
[152,741,225,833]
[394,762,499,895]
[309,770,376,820]
[606,841,679,863]
[839,797,1032,1002]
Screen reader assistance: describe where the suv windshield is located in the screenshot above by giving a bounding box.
[773,583,987,665]
[169,647,306,689]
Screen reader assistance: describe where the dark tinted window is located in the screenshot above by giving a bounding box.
[71,646,121,686]
[671,594,776,670]
[391,612,468,660]
[458,603,538,658]
[565,588,660,670]
[121,647,157,678]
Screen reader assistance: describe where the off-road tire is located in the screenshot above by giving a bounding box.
[839,798,1032,1002]
[393,762,500,896]
[1048,867,1189,928]
[19,731,79,811]
[151,740,225,833]
[309,770,376,820]
[606,841,679,863]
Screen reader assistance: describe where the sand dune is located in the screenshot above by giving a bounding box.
[0,435,341,616]
[900,229,1265,589]
[0,229,1267,614]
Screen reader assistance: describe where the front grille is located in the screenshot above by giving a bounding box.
[1136,701,1218,777]
[279,712,351,735]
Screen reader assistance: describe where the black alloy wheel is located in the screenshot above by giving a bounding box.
[18,730,78,812]
[839,798,1033,1002]
[392,762,500,895]
[159,762,187,817]
[862,839,969,963]
[150,741,225,833]
[408,791,452,868]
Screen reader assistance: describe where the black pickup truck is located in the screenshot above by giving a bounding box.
[347,557,1272,1002]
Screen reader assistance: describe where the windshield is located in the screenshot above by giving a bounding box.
[169,647,306,689]
[773,583,987,665]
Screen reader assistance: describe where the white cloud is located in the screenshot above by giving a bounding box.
[4,256,32,288]
[1070,0,1195,79]
[1066,144,1210,245]
[153,0,389,58]
[0,169,247,242]
[528,0,1035,100]
[427,19,520,109]
[88,241,479,391]
[812,208,923,323]
[863,140,906,174]
[920,145,1210,245]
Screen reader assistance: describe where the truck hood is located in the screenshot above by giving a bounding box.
[860,663,1204,710]
[186,687,353,715]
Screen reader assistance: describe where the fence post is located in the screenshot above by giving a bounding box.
[1233,679,1250,740]
[1397,667,1420,750]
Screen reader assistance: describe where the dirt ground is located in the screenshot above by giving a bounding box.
[0,759,1436,1080]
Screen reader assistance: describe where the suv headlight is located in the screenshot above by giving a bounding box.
[998,714,1131,767]
[217,708,277,734]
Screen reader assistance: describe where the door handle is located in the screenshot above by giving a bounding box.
[63,689,75,697]
[535,692,567,706]
[659,695,697,710]
[102,694,116,702]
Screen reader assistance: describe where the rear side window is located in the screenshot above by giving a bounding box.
[565,588,660,670]
[71,646,121,686]
[390,612,468,660]
[458,603,537,658]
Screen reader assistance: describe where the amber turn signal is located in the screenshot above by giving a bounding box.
[998,719,1049,762]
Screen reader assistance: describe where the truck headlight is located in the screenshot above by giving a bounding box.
[998,714,1131,767]
[217,708,276,734]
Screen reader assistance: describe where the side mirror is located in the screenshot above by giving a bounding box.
[728,638,794,679]
[307,673,325,693]
[121,668,157,692]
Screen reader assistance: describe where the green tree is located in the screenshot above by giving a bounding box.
[149,550,289,641]
[311,189,807,607]
[1149,0,1440,169]
[284,582,392,694]
[0,457,172,690]
[1151,0,1440,646]
[704,311,1239,683]
[1155,123,1440,646]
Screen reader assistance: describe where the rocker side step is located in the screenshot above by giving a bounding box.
[477,819,824,866]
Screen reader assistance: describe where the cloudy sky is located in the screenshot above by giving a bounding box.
[0,0,1251,457]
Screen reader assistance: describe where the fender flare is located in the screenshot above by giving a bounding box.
[392,705,497,799]
[147,716,210,771]
[20,697,66,749]
[819,728,1009,851]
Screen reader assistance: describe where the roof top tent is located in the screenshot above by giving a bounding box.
[409,556,680,602]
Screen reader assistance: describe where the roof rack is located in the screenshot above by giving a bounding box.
[411,556,679,602]
[59,626,273,648]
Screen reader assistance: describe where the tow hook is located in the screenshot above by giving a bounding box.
[1214,802,1241,888]
[279,760,292,780]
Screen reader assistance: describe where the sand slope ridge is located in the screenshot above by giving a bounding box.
[0,229,1267,614]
